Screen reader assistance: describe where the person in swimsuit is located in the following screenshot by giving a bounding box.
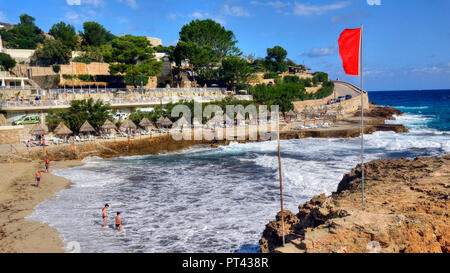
[35,170,41,188]
[115,212,122,231]
[45,157,50,173]
[102,204,109,227]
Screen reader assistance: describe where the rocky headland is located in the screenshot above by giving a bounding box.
[260,155,450,253]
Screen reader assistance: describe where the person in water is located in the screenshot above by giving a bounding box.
[115,212,122,231]
[35,170,41,188]
[45,157,50,173]
[102,204,109,227]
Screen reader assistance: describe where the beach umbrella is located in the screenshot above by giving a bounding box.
[101,119,117,130]
[286,110,297,119]
[29,123,48,136]
[101,119,116,134]
[21,79,25,88]
[121,119,137,130]
[79,120,95,133]
[139,117,155,130]
[54,122,73,136]
[156,116,165,128]
[174,115,189,129]
[1,78,5,87]
[162,117,173,128]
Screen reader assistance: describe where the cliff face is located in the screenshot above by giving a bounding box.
[260,155,450,253]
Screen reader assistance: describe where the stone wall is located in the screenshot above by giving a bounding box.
[0,125,29,144]
[31,75,60,89]
[293,93,369,114]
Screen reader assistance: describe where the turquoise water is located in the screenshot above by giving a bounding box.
[28,89,449,253]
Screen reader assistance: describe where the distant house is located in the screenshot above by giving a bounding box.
[0,22,14,31]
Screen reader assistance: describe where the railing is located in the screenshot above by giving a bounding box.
[0,94,253,109]
[0,86,39,90]
[36,87,228,94]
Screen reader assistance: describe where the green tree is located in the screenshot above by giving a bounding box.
[0,14,44,49]
[81,22,115,47]
[220,56,253,90]
[267,46,287,63]
[46,99,112,133]
[173,41,217,80]
[49,22,78,50]
[312,72,329,85]
[0,53,16,71]
[107,35,162,87]
[33,39,71,66]
[72,45,104,63]
[263,46,289,73]
[179,19,240,60]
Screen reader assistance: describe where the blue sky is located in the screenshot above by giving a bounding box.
[0,0,449,91]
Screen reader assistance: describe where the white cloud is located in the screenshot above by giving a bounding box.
[222,5,251,17]
[293,1,351,16]
[119,0,138,9]
[66,0,81,5]
[189,12,206,19]
[251,1,290,8]
[0,11,7,22]
[305,45,338,57]
[66,0,104,6]
[367,0,381,6]
[411,63,450,74]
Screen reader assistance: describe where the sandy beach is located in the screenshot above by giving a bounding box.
[0,160,83,253]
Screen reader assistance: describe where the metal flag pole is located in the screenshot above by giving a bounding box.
[360,24,365,205]
[277,110,286,246]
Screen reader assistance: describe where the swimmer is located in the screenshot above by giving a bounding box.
[102,204,109,227]
[115,212,122,231]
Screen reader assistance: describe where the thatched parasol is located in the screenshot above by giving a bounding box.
[54,122,73,136]
[101,119,117,130]
[79,120,95,133]
[156,116,165,127]
[174,116,189,128]
[162,117,173,127]
[139,117,154,129]
[121,119,137,130]
[29,123,48,136]
[286,110,297,119]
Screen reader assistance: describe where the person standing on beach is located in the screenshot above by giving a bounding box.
[115,212,122,231]
[35,170,41,188]
[102,204,109,227]
[45,157,50,173]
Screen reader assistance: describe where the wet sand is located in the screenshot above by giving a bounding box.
[0,160,83,253]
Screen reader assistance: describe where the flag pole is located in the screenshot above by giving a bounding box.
[277,110,286,247]
[360,24,365,205]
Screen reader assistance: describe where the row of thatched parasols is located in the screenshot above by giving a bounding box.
[29,116,175,138]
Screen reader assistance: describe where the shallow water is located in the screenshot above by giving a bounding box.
[28,90,450,253]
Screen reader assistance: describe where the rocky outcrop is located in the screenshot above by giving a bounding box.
[354,104,403,120]
[260,155,450,253]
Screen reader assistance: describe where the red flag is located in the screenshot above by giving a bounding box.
[338,28,361,75]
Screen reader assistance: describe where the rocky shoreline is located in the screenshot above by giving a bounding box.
[259,155,450,253]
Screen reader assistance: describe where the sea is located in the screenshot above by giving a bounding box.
[27,89,450,253]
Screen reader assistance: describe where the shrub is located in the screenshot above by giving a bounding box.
[263,72,279,79]
[52,65,60,73]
